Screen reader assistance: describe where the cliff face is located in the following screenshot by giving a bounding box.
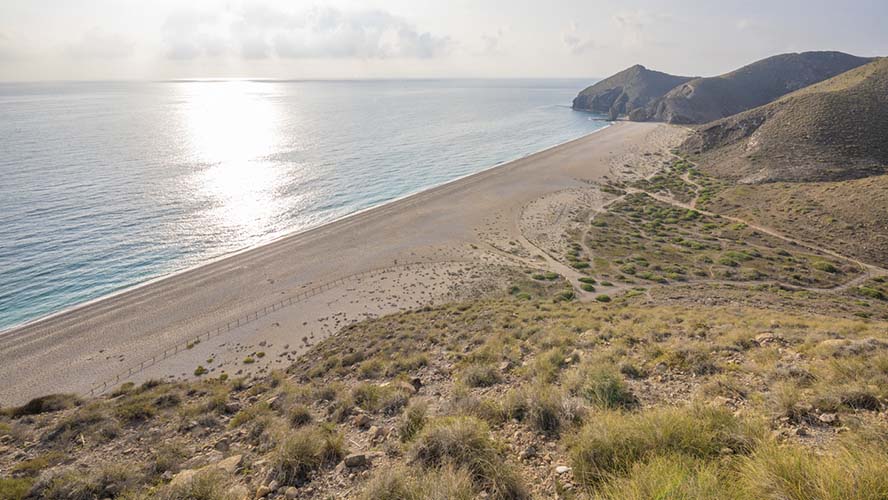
[646,51,873,124]
[682,58,888,183]
[571,65,694,120]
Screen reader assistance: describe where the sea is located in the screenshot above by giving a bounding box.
[0,79,608,331]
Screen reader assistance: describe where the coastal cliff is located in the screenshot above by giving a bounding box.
[571,65,694,120]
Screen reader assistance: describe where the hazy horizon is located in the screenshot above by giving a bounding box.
[2,0,886,82]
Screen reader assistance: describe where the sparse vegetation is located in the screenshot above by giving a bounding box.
[3,255,888,499]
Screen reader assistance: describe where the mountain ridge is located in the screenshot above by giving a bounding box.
[681,57,888,183]
[573,51,873,125]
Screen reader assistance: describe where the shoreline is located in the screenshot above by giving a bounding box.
[0,122,611,336]
[0,121,682,405]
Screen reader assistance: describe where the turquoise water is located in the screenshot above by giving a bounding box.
[0,79,608,331]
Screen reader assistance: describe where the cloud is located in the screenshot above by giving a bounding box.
[478,28,507,55]
[610,10,675,49]
[270,7,450,59]
[735,18,767,33]
[0,32,28,62]
[162,5,450,61]
[162,9,229,60]
[562,22,596,55]
[65,28,135,59]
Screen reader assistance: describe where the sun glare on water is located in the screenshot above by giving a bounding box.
[181,80,287,242]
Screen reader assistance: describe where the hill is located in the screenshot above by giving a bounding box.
[682,57,888,183]
[571,65,694,120]
[643,51,872,124]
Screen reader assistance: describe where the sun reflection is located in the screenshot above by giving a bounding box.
[181,81,284,240]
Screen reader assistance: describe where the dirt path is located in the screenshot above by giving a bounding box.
[620,158,888,293]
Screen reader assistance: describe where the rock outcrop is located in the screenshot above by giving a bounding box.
[571,65,694,120]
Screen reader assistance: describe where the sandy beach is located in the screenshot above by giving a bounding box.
[0,121,687,406]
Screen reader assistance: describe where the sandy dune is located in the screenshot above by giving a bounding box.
[0,121,686,405]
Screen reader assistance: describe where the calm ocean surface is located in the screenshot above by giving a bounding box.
[0,79,607,331]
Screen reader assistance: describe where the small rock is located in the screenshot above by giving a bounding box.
[169,469,198,489]
[410,377,423,391]
[819,413,838,424]
[712,396,731,407]
[755,333,784,346]
[216,455,244,474]
[284,487,299,499]
[255,485,271,498]
[520,446,537,460]
[267,480,279,492]
[227,485,249,500]
[353,414,371,428]
[555,465,571,474]
[396,380,417,394]
[344,453,368,468]
[214,438,230,452]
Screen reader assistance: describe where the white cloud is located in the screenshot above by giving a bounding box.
[65,28,135,59]
[562,22,596,55]
[479,28,506,55]
[0,32,29,62]
[735,18,767,33]
[162,5,450,61]
[162,9,229,60]
[610,9,676,49]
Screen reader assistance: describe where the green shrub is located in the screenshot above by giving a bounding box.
[581,284,596,292]
[411,417,528,499]
[737,440,888,500]
[45,405,119,444]
[567,364,636,409]
[595,295,612,303]
[150,441,188,476]
[359,359,385,379]
[114,397,156,423]
[460,363,502,388]
[156,468,239,500]
[288,404,314,427]
[40,464,141,500]
[526,386,563,435]
[568,405,760,486]
[352,383,411,415]
[591,454,729,500]
[812,261,839,273]
[0,478,34,500]
[269,425,346,487]
[858,287,886,300]
[11,451,65,476]
[6,394,80,417]
[360,465,475,500]
[399,401,428,442]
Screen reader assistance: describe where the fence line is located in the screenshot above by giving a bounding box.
[86,260,474,396]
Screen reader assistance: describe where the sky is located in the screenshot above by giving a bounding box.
[1,0,886,81]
